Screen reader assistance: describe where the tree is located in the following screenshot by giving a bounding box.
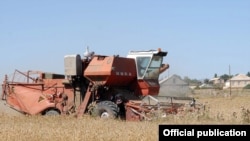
[214,73,218,78]
[183,76,202,85]
[247,72,250,77]
[203,78,210,84]
[220,74,232,82]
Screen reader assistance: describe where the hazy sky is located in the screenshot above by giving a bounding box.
[0,0,249,81]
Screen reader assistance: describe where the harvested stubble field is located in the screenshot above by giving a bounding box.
[0,89,249,141]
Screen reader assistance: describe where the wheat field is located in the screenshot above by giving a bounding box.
[0,89,249,141]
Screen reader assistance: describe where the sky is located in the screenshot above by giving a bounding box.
[0,0,249,82]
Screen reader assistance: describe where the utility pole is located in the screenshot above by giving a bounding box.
[229,65,231,96]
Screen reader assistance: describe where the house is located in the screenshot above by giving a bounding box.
[158,74,191,97]
[209,77,224,84]
[224,74,250,89]
[209,77,225,88]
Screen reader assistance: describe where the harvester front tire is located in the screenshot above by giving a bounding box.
[92,101,119,119]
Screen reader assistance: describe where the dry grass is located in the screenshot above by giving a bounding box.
[0,89,250,141]
[0,115,159,141]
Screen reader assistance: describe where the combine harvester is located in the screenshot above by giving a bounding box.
[1,48,203,121]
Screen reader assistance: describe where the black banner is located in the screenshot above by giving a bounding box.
[159,125,249,140]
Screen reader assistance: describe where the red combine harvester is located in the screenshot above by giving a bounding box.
[1,48,202,121]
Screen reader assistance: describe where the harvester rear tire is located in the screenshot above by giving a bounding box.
[44,109,60,116]
[92,101,119,119]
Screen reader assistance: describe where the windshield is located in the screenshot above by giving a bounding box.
[136,56,163,79]
[136,57,150,78]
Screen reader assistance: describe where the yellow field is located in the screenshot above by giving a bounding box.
[0,89,249,141]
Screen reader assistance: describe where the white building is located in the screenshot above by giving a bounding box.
[224,74,250,89]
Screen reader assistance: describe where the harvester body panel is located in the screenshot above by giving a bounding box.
[2,70,75,115]
[84,56,137,87]
[6,84,55,114]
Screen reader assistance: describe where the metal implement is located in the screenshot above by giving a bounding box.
[1,48,203,121]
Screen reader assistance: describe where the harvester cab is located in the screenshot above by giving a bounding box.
[127,48,169,79]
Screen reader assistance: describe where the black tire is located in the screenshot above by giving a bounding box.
[44,109,60,116]
[92,101,119,119]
